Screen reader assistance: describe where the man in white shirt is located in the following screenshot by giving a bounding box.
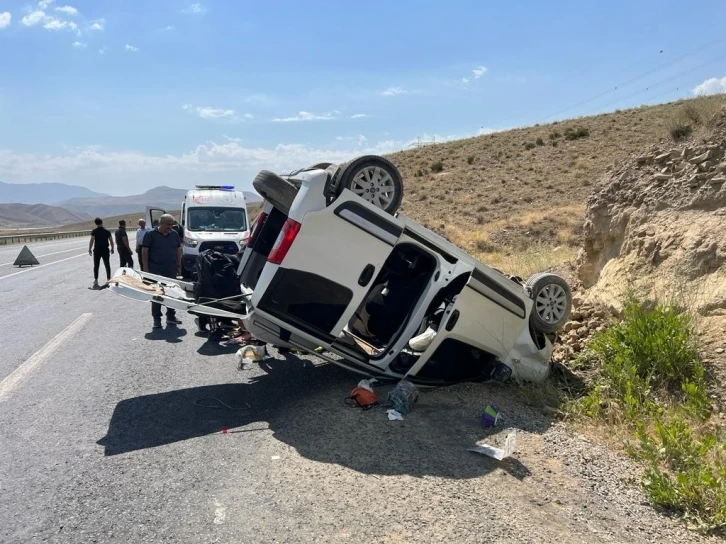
[135,218,152,271]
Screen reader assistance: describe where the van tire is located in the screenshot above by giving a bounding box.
[333,155,404,215]
[252,170,298,215]
[525,273,572,334]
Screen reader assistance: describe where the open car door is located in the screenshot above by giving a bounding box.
[253,190,404,343]
[146,206,167,229]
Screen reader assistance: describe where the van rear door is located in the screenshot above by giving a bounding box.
[254,191,403,342]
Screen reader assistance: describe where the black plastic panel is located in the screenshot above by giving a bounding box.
[257,268,352,336]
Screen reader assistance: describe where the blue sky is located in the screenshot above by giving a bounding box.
[1,0,725,196]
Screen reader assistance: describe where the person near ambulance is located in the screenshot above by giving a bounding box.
[142,214,183,329]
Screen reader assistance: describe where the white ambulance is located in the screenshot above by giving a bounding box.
[146,184,250,279]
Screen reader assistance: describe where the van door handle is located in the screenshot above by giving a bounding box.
[358,264,375,286]
[445,310,460,331]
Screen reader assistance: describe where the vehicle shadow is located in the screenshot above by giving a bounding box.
[97,355,549,479]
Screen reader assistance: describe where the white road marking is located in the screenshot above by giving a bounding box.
[213,499,227,525]
[0,253,86,281]
[0,247,84,267]
[0,313,92,403]
[0,239,88,256]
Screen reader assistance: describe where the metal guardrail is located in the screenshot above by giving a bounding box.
[0,230,93,246]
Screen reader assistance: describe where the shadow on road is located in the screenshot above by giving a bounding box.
[143,325,188,343]
[98,355,546,479]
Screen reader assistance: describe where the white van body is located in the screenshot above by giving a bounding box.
[176,185,249,277]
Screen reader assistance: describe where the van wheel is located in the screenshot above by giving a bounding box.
[333,155,403,214]
[526,273,572,334]
[252,170,298,215]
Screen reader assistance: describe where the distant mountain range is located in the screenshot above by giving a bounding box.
[0,203,92,228]
[0,181,263,226]
[0,181,108,204]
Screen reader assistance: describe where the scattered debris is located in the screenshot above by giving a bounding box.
[345,385,379,410]
[481,404,501,427]
[468,431,517,461]
[386,409,404,421]
[386,380,419,415]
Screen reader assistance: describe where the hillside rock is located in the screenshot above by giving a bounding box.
[576,124,726,316]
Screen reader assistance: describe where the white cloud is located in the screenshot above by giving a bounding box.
[358,135,368,146]
[182,3,207,14]
[72,41,86,48]
[477,127,498,136]
[244,113,254,119]
[38,0,54,9]
[461,77,470,84]
[98,46,106,54]
[162,25,175,31]
[272,111,337,122]
[196,106,236,119]
[22,10,46,26]
[381,87,408,97]
[55,5,78,16]
[124,44,139,52]
[0,12,10,29]
[182,104,245,121]
[350,113,370,119]
[472,65,487,79]
[44,19,77,31]
[693,76,726,96]
[89,18,104,31]
[0,139,405,193]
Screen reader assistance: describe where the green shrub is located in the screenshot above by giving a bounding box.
[580,296,703,419]
[564,127,590,141]
[572,294,725,532]
[551,140,558,147]
[535,137,545,146]
[549,131,561,140]
[414,168,425,177]
[430,161,444,173]
[524,142,536,150]
[668,121,693,141]
[634,413,726,533]
[466,155,475,165]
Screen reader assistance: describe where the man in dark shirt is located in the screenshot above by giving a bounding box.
[88,217,115,290]
[142,213,183,329]
[114,220,134,269]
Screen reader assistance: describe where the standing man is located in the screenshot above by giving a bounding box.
[142,214,183,329]
[114,220,134,269]
[136,218,151,271]
[88,217,115,290]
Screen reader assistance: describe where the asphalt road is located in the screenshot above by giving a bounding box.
[0,238,714,543]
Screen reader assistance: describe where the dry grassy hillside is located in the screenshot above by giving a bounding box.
[385,94,726,277]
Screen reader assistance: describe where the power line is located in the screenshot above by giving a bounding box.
[538,34,726,122]
[582,52,726,115]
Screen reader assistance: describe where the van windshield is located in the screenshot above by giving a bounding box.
[187,207,247,232]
